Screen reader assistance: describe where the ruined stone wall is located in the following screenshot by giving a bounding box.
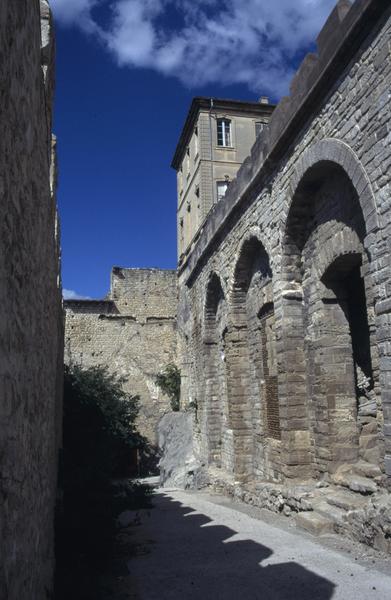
[0,2,63,598]
[65,268,177,448]
[178,0,391,499]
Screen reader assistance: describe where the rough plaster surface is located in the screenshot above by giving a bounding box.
[64,269,177,447]
[0,1,63,598]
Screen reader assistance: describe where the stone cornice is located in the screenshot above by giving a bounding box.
[171,97,275,170]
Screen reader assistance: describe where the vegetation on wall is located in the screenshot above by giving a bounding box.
[55,364,153,600]
[155,363,181,411]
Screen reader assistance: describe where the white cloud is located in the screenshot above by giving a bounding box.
[50,0,100,31]
[63,288,92,300]
[51,0,340,96]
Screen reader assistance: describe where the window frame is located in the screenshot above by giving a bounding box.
[216,118,232,147]
[178,167,183,196]
[186,147,190,177]
[194,126,199,159]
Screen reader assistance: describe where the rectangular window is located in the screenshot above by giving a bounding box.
[178,167,183,195]
[217,181,229,202]
[186,147,190,176]
[194,126,199,157]
[217,118,231,147]
[179,217,184,246]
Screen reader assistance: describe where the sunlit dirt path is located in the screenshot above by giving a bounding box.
[122,488,391,600]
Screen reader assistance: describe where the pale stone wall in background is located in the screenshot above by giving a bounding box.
[65,268,177,448]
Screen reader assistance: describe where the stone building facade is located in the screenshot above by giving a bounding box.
[64,268,177,450]
[176,0,391,549]
[0,1,63,598]
[172,97,274,261]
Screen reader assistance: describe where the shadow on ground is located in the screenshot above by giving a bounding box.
[126,492,336,600]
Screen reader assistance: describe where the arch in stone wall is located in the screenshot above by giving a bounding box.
[285,138,379,236]
[228,227,272,294]
[225,233,280,481]
[312,228,364,282]
[203,272,229,469]
[203,271,228,339]
[279,146,381,481]
[233,235,271,296]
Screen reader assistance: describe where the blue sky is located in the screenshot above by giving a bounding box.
[52,0,336,299]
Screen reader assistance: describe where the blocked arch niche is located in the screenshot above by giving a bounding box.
[227,233,280,481]
[203,272,228,468]
[282,144,380,479]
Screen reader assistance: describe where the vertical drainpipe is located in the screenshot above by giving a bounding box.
[209,98,215,206]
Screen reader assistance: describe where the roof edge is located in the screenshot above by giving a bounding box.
[171,97,275,170]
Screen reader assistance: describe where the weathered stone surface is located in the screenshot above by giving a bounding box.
[208,472,391,551]
[345,493,391,553]
[361,421,378,435]
[0,2,62,598]
[175,0,391,552]
[158,412,206,489]
[361,447,382,465]
[353,461,383,479]
[65,268,177,449]
[295,512,335,536]
[358,398,377,417]
[310,500,347,527]
[326,490,367,512]
[333,472,378,495]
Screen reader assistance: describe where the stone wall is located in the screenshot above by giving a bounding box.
[65,268,177,451]
[178,0,391,510]
[0,1,63,598]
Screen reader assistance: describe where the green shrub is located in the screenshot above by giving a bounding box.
[55,365,153,599]
[155,363,181,411]
[61,364,141,481]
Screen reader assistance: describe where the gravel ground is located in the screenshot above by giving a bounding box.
[120,487,391,600]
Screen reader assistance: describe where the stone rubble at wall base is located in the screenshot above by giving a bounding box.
[205,469,391,554]
[158,416,391,553]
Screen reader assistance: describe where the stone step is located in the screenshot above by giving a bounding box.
[310,500,346,526]
[295,511,335,536]
[326,489,367,512]
[332,472,377,494]
[351,461,382,480]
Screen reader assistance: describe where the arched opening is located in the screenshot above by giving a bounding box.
[282,161,380,479]
[204,273,228,469]
[320,254,376,471]
[226,236,280,481]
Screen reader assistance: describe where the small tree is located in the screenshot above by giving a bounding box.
[56,364,152,599]
[155,363,181,411]
[62,364,141,484]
